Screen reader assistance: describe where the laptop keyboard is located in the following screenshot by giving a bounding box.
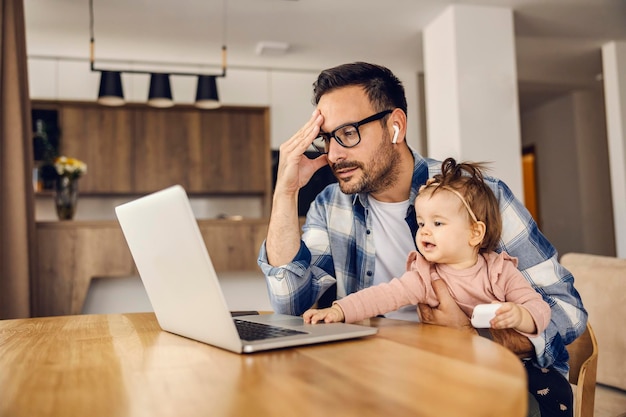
[234,319,307,341]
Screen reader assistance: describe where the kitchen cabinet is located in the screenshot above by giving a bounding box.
[132,107,203,192]
[60,105,134,192]
[32,101,271,198]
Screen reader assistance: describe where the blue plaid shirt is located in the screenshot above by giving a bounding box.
[258,149,587,373]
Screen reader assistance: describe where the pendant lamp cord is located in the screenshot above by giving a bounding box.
[89,0,95,68]
[88,0,226,77]
[221,0,228,76]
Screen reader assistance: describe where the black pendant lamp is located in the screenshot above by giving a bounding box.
[147,73,174,108]
[97,71,125,106]
[195,75,221,109]
[90,0,229,108]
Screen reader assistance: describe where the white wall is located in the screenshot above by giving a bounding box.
[82,272,273,315]
[522,95,583,255]
[35,194,264,221]
[572,88,615,255]
[602,42,626,258]
[423,5,523,199]
[520,86,615,257]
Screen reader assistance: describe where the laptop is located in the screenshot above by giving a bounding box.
[114,185,377,353]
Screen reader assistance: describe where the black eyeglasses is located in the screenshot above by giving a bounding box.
[312,109,393,154]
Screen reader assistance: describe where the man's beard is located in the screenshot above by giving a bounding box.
[331,131,400,195]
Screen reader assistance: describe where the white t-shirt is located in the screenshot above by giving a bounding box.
[368,195,421,321]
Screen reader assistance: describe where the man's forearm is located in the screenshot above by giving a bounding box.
[488,328,535,359]
[266,191,302,266]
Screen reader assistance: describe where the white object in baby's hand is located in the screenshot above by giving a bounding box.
[471,303,502,328]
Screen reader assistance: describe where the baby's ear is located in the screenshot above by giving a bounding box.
[469,221,486,247]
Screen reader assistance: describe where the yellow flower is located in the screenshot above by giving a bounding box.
[54,156,87,179]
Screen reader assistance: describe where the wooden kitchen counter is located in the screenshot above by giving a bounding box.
[34,219,270,317]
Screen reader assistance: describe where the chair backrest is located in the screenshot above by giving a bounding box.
[566,322,598,417]
[561,252,626,390]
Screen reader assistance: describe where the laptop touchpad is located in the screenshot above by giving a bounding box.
[262,316,305,326]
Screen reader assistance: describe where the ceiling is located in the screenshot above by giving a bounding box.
[23,0,626,111]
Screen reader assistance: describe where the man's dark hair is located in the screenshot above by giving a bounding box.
[312,62,408,115]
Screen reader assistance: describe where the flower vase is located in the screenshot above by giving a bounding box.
[55,176,79,220]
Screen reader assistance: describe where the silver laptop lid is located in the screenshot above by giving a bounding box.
[115,185,243,352]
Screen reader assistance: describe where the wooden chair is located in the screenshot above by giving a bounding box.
[566,322,598,417]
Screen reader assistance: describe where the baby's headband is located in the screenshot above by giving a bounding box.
[419,180,479,223]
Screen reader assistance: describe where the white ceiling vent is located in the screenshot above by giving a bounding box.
[255,41,290,56]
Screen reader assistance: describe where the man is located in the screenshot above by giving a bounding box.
[258,62,586,416]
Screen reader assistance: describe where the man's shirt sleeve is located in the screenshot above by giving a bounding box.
[257,187,339,315]
[488,176,588,373]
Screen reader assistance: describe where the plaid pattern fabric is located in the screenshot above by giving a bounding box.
[258,149,587,373]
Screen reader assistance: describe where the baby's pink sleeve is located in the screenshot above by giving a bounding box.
[491,252,551,336]
[336,255,437,323]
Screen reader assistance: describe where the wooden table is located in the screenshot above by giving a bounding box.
[0,313,527,417]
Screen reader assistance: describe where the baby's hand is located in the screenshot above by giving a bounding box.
[303,305,345,324]
[490,302,522,329]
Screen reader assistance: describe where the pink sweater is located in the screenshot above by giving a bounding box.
[335,251,550,337]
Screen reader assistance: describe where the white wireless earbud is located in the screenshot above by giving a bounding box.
[392,125,400,144]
